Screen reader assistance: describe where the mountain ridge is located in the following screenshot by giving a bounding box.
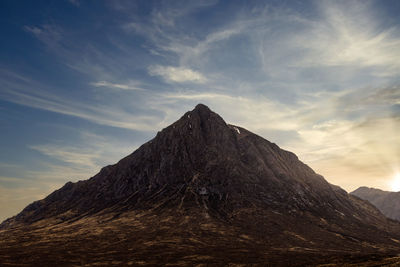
[351,186,400,221]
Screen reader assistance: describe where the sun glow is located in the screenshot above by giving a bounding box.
[390,173,400,192]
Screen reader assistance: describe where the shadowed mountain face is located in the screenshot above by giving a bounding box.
[1,104,400,266]
[351,186,400,221]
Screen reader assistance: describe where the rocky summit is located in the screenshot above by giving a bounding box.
[1,104,400,266]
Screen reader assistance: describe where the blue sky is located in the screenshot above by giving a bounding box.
[0,0,400,221]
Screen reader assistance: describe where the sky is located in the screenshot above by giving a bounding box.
[0,0,399,222]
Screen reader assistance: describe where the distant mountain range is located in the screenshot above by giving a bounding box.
[1,104,400,266]
[351,186,400,221]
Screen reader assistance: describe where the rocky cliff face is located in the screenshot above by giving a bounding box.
[1,104,400,266]
[351,186,400,221]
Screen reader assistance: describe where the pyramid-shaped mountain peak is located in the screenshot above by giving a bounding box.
[2,104,400,266]
[0,104,393,226]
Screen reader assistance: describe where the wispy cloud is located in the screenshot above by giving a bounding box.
[164,92,235,100]
[23,22,147,83]
[160,27,244,67]
[4,89,160,131]
[29,145,100,168]
[27,131,136,180]
[91,81,145,91]
[130,0,400,93]
[289,1,400,76]
[148,65,207,83]
[24,24,62,48]
[0,69,163,131]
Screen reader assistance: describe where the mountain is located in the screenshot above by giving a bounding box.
[351,186,400,221]
[1,104,400,266]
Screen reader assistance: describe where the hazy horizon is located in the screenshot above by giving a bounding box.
[0,0,399,222]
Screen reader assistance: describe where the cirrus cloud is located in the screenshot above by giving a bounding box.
[148,65,207,84]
